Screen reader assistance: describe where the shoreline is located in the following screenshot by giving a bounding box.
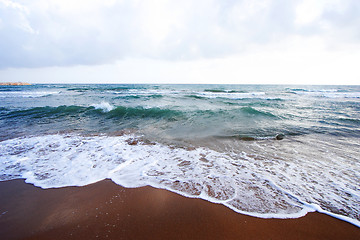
[1,179,359,240]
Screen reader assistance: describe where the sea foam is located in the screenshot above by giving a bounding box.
[91,102,115,112]
[197,91,267,99]
[1,133,359,227]
[0,91,60,98]
[291,89,360,98]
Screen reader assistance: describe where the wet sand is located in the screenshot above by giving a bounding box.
[0,179,359,240]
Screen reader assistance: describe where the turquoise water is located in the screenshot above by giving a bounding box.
[1,84,360,225]
[1,84,359,140]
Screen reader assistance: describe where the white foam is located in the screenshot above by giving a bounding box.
[197,92,267,99]
[91,102,115,112]
[121,89,181,96]
[0,134,359,227]
[0,91,60,98]
[293,90,360,99]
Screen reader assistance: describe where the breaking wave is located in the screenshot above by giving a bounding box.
[1,133,359,227]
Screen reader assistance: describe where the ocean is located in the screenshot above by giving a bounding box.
[0,84,359,226]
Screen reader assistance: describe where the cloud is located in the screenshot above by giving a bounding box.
[0,0,359,69]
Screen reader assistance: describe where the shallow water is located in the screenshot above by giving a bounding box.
[0,84,359,226]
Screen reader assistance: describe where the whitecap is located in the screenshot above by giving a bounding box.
[91,102,115,112]
[0,91,60,98]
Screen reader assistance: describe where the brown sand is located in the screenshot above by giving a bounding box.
[0,179,359,240]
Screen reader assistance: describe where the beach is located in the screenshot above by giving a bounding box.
[1,84,360,238]
[1,179,359,240]
[1,0,360,237]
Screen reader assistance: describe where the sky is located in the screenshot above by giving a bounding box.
[0,0,359,85]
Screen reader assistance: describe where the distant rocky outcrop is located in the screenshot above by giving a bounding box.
[0,82,31,86]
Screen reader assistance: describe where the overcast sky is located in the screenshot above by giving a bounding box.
[0,0,359,84]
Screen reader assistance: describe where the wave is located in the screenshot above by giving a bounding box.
[2,106,86,119]
[115,94,164,99]
[186,94,284,102]
[288,88,360,98]
[0,91,60,98]
[239,107,279,118]
[196,91,270,100]
[177,107,280,125]
[2,104,277,120]
[66,87,93,92]
[327,117,360,131]
[185,95,208,100]
[2,105,183,121]
[66,86,133,92]
[337,117,360,124]
[147,94,164,99]
[91,102,115,112]
[1,133,359,227]
[106,106,181,120]
[114,95,141,99]
[287,88,338,93]
[204,89,246,93]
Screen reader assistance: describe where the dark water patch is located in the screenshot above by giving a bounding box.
[97,87,133,93]
[0,107,9,112]
[67,87,93,92]
[243,100,285,108]
[148,94,164,99]
[286,88,308,92]
[285,91,298,95]
[268,98,285,101]
[239,107,279,118]
[337,117,360,124]
[105,106,182,121]
[0,87,22,92]
[204,89,246,93]
[204,89,228,93]
[185,95,207,100]
[115,94,164,100]
[95,85,146,92]
[223,101,239,106]
[2,106,88,119]
[188,107,279,119]
[326,129,360,138]
[101,87,132,91]
[322,118,360,126]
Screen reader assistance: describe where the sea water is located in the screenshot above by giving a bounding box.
[0,84,359,226]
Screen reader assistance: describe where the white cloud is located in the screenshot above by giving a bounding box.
[0,0,359,84]
[0,0,36,33]
[0,0,28,12]
[295,0,327,25]
[2,40,359,85]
